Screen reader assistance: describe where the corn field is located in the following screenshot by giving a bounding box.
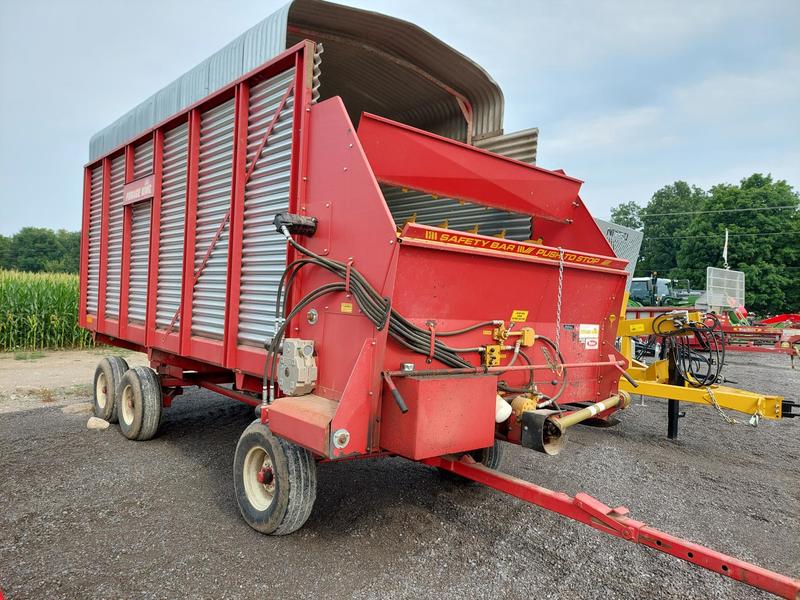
[0,270,93,351]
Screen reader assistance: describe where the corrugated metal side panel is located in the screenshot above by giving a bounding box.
[382,186,533,242]
[86,166,103,315]
[475,128,538,164]
[133,139,154,178]
[156,123,189,329]
[127,202,151,323]
[89,5,290,161]
[104,155,126,317]
[191,99,236,339]
[237,69,295,347]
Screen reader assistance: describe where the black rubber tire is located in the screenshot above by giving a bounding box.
[116,367,163,441]
[438,440,505,483]
[92,356,129,423]
[471,440,505,470]
[233,420,317,535]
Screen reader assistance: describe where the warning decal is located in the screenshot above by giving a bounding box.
[579,323,600,349]
[402,224,628,270]
[510,310,529,323]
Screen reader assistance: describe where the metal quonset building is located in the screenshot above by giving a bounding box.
[78,2,800,596]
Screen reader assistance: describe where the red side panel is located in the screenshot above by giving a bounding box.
[357,113,615,257]
[282,97,403,452]
[358,113,582,223]
[292,97,399,400]
[387,231,629,403]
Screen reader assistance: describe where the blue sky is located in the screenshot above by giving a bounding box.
[1,0,798,235]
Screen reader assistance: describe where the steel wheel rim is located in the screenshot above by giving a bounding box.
[120,383,134,425]
[243,446,275,511]
[96,372,108,410]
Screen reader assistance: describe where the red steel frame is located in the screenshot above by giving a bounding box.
[78,40,800,598]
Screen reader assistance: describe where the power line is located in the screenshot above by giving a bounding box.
[676,266,800,270]
[640,205,797,218]
[648,231,796,240]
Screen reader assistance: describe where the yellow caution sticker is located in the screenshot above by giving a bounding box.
[340,302,353,313]
[510,310,529,323]
[629,323,645,333]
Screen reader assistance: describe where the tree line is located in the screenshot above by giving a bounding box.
[611,174,800,314]
[0,228,81,274]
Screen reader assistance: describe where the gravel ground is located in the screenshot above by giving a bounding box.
[0,350,798,599]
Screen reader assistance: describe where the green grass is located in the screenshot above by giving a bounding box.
[0,270,93,351]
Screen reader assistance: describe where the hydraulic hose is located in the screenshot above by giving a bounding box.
[639,313,725,387]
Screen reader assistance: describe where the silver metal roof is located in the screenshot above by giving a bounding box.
[475,128,539,164]
[89,0,505,161]
[594,218,643,284]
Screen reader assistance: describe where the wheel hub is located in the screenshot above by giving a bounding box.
[243,446,276,511]
[120,383,134,425]
[256,465,274,485]
[96,372,108,409]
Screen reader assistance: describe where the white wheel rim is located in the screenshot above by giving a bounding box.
[96,372,108,410]
[243,446,275,511]
[120,383,134,425]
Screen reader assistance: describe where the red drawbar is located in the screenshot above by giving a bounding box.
[425,455,800,600]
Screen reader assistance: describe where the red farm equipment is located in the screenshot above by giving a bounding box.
[79,4,799,597]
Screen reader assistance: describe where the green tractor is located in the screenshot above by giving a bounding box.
[629,273,701,307]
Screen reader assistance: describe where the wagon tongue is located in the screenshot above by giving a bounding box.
[427,455,800,600]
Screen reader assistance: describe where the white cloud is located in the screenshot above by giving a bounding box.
[544,106,670,155]
[457,0,790,68]
[688,151,800,191]
[670,52,800,124]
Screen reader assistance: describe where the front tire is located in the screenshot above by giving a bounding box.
[438,440,505,483]
[471,440,505,470]
[93,356,129,423]
[117,367,163,441]
[233,421,317,535]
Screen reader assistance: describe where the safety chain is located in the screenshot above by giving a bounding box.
[705,387,738,425]
[555,247,564,352]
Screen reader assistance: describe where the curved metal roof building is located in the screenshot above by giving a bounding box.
[89,0,536,162]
